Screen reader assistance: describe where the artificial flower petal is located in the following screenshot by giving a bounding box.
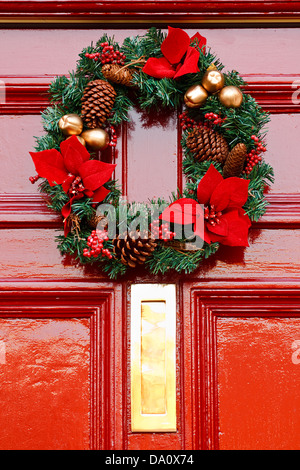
[91,186,110,203]
[79,160,116,191]
[30,149,68,186]
[208,209,251,246]
[60,135,90,176]
[160,198,202,225]
[62,174,75,194]
[190,32,207,52]
[173,46,200,79]
[197,164,224,205]
[206,216,229,237]
[161,26,190,65]
[142,56,176,79]
[210,176,250,212]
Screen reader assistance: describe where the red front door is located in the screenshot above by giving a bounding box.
[0,2,300,450]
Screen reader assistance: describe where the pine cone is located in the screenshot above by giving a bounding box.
[81,79,116,129]
[223,143,247,178]
[112,230,157,268]
[101,63,136,87]
[88,214,107,230]
[186,126,229,164]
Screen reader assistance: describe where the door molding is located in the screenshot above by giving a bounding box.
[182,282,300,449]
[0,285,124,450]
[1,1,300,24]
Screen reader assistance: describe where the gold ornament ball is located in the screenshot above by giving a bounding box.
[219,86,243,108]
[81,128,110,151]
[184,84,208,108]
[202,69,225,93]
[59,114,84,136]
[66,135,86,146]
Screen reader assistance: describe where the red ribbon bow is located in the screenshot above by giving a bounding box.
[30,135,116,236]
[143,26,206,80]
[160,164,251,247]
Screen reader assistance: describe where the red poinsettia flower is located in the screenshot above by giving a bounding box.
[160,164,251,246]
[30,135,116,235]
[142,26,206,80]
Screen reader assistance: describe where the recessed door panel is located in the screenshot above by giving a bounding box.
[217,317,300,450]
[0,317,90,450]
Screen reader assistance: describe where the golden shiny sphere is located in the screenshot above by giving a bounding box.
[219,86,243,108]
[184,84,208,108]
[59,114,84,136]
[202,69,225,93]
[81,128,110,151]
[66,135,86,146]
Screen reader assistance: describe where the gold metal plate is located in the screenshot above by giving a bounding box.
[131,284,176,432]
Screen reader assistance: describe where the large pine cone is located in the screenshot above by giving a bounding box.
[81,79,116,129]
[223,143,247,178]
[102,63,136,87]
[113,230,157,268]
[186,126,229,164]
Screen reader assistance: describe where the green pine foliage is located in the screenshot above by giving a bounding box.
[30,27,274,279]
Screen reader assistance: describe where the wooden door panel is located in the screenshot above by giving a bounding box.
[0,2,300,450]
[217,317,300,450]
[126,109,178,202]
[0,286,124,450]
[182,284,300,450]
[0,316,90,450]
[0,228,298,279]
[1,27,300,76]
[0,115,43,194]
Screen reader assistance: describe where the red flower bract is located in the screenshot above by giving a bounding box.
[142,26,206,80]
[30,135,116,236]
[160,164,251,247]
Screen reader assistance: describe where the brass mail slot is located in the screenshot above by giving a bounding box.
[131,284,176,432]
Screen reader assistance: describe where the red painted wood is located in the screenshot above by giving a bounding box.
[0,228,299,283]
[0,316,90,450]
[0,18,299,450]
[0,287,124,450]
[217,317,300,450]
[183,284,300,449]
[2,74,300,115]
[0,1,300,21]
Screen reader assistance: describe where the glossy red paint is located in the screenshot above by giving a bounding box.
[0,6,300,450]
[1,74,300,115]
[0,316,90,450]
[217,317,300,450]
[0,1,300,22]
[182,284,300,450]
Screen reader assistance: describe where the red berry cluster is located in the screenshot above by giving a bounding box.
[150,220,176,241]
[179,112,198,130]
[83,230,113,259]
[243,134,266,175]
[29,175,40,184]
[109,125,118,148]
[204,204,222,227]
[85,42,126,65]
[204,112,226,126]
[179,111,226,131]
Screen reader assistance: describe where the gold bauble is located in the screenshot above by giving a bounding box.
[66,135,86,146]
[218,86,243,108]
[81,128,110,151]
[58,114,84,136]
[184,84,208,108]
[202,70,225,93]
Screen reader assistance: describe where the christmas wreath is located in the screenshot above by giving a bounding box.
[29,27,274,279]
